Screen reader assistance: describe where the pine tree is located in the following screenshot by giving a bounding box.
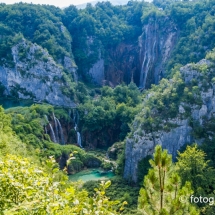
[138,145,199,215]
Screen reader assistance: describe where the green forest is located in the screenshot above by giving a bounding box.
[1,0,215,214]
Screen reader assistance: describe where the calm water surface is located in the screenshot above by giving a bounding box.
[69,168,115,182]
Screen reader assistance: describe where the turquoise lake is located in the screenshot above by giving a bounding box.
[69,168,115,182]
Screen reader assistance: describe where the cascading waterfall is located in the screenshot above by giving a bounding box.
[56,118,65,145]
[139,20,157,89]
[142,55,151,89]
[44,114,65,144]
[74,123,82,148]
[73,109,82,148]
[139,55,146,88]
[77,131,82,148]
[74,123,77,131]
[53,113,59,143]
[139,25,148,88]
[49,123,57,143]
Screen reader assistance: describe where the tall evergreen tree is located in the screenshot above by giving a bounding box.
[138,145,199,215]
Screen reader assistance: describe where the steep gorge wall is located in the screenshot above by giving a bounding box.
[0,39,76,107]
[124,59,215,182]
[138,16,178,89]
[85,15,178,88]
[105,43,140,86]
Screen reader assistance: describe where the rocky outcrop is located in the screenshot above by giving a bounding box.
[124,59,215,182]
[89,59,105,85]
[64,56,78,82]
[108,141,125,160]
[0,39,76,107]
[124,118,193,182]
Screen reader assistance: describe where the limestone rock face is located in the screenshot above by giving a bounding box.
[0,39,76,107]
[80,16,178,88]
[124,118,193,182]
[64,56,78,83]
[124,59,215,182]
[105,43,140,86]
[88,59,104,85]
[139,16,178,89]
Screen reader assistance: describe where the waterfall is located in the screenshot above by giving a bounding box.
[49,123,57,143]
[139,20,157,89]
[44,114,65,145]
[73,109,82,148]
[53,113,59,143]
[77,132,82,148]
[56,118,65,145]
[142,24,151,89]
[139,25,148,88]
[139,53,147,88]
[143,56,151,89]
[74,123,82,148]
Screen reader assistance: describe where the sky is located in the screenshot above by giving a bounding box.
[0,0,90,7]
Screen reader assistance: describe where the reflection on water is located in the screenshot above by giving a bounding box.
[0,98,33,109]
[69,168,115,182]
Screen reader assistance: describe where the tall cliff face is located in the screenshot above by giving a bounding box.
[0,39,76,107]
[84,15,178,88]
[124,118,193,182]
[124,59,215,182]
[88,59,105,85]
[105,43,140,87]
[138,16,178,89]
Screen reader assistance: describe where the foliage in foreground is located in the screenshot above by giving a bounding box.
[138,145,199,215]
[83,177,140,214]
[0,154,125,215]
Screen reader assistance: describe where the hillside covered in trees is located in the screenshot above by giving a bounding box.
[1,0,215,214]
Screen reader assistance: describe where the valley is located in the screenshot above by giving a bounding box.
[1,0,215,214]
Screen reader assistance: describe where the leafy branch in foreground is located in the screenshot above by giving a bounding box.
[0,154,124,215]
